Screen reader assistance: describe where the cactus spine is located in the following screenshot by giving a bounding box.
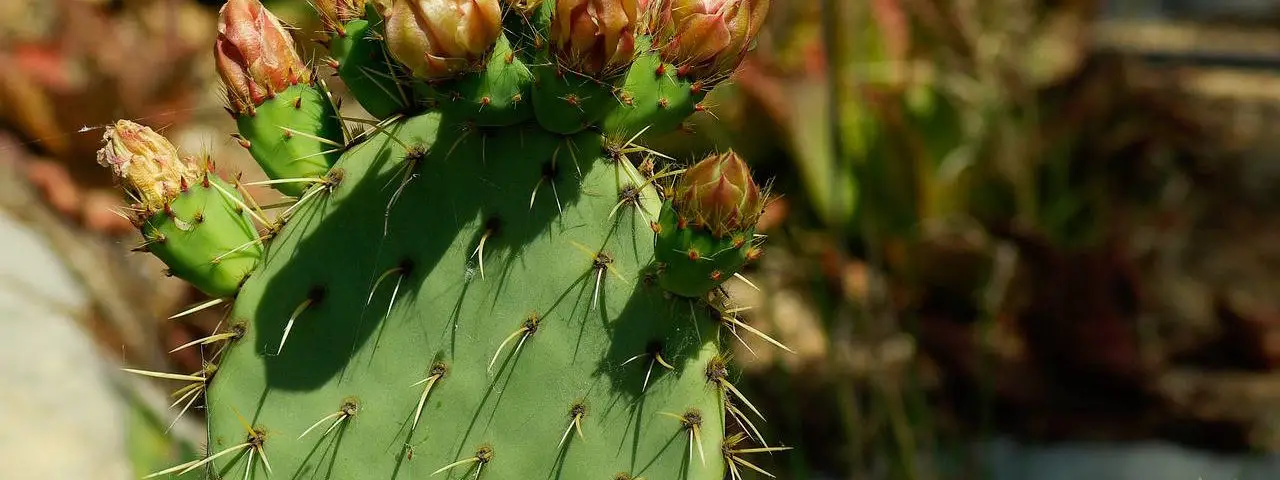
[108,0,784,478]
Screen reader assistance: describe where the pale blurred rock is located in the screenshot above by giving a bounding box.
[0,211,130,480]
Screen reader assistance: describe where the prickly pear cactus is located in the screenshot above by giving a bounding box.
[110,1,784,479]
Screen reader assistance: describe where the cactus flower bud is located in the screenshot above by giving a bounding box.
[385,0,503,80]
[216,0,311,115]
[672,151,764,236]
[316,0,368,33]
[656,0,769,79]
[96,120,200,212]
[551,0,639,77]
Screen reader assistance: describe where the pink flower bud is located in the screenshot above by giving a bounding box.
[655,0,768,79]
[385,0,503,80]
[551,0,639,77]
[216,0,311,115]
[672,151,764,236]
[96,120,200,212]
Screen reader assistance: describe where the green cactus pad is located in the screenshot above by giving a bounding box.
[531,62,625,135]
[602,46,707,138]
[236,83,344,197]
[653,201,752,298]
[140,175,261,298]
[328,14,414,119]
[425,35,534,127]
[205,113,727,479]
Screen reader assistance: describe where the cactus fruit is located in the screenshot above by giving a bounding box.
[107,0,786,479]
[218,0,344,196]
[655,151,764,298]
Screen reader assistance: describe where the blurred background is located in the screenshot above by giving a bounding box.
[5,0,1280,478]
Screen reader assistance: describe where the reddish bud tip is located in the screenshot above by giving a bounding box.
[216,0,311,115]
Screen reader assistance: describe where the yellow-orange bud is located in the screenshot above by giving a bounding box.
[385,0,503,80]
[96,120,200,212]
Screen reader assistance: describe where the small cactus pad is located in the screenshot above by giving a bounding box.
[653,201,754,298]
[426,35,535,127]
[602,47,706,138]
[140,175,262,298]
[326,11,415,119]
[235,84,344,196]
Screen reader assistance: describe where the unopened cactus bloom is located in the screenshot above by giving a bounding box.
[216,0,310,114]
[385,0,503,80]
[96,120,199,212]
[551,0,639,76]
[673,151,764,236]
[656,0,769,79]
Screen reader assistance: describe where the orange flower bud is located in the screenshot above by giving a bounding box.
[96,120,200,212]
[655,0,768,79]
[215,0,310,115]
[672,151,764,236]
[551,0,639,77]
[385,0,503,80]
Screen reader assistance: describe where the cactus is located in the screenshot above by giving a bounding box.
[108,0,785,479]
